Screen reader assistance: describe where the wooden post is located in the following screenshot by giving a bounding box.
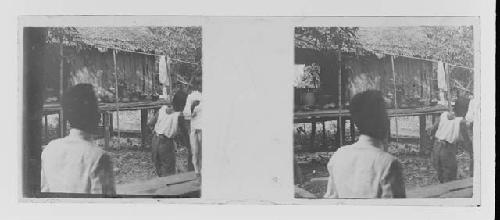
[141,109,149,148]
[113,50,120,148]
[310,119,316,149]
[419,115,427,154]
[444,63,452,111]
[103,112,110,149]
[109,112,114,134]
[337,50,343,147]
[349,118,355,143]
[322,121,327,148]
[166,56,173,97]
[44,114,48,143]
[390,55,399,151]
[58,39,66,137]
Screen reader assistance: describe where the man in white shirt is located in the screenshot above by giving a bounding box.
[427,96,470,182]
[148,102,180,177]
[183,80,202,177]
[324,90,405,198]
[41,84,115,195]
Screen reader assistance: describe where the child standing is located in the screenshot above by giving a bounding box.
[148,103,180,177]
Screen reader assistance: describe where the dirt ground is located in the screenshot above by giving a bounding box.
[95,137,191,185]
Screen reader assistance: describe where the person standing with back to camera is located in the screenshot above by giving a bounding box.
[324,90,406,198]
[183,79,202,179]
[41,84,116,195]
[172,83,195,171]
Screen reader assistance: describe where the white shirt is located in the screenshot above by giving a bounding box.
[191,102,202,130]
[324,135,405,198]
[435,111,464,144]
[465,97,478,122]
[182,90,202,120]
[154,106,180,138]
[41,129,115,194]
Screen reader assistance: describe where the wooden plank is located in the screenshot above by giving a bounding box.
[116,172,198,195]
[295,186,318,199]
[406,178,473,198]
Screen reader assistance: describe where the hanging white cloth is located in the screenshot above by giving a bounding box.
[159,55,169,86]
[437,61,447,91]
[437,61,448,104]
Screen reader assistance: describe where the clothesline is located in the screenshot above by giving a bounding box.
[91,43,200,65]
[363,48,474,71]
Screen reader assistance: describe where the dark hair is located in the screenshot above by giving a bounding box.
[192,77,202,91]
[349,90,389,140]
[62,84,99,134]
[454,96,470,117]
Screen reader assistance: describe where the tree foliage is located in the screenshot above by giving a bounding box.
[358,26,474,68]
[295,27,360,52]
[422,26,474,68]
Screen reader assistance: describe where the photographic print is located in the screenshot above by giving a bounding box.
[293,25,477,199]
[22,26,203,198]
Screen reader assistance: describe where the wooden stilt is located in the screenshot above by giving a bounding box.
[349,118,355,143]
[103,112,110,149]
[322,121,326,148]
[109,113,114,134]
[141,109,148,148]
[419,115,427,154]
[310,119,316,149]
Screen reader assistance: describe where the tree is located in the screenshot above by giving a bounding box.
[422,26,474,68]
[295,27,360,52]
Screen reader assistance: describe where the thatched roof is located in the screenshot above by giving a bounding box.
[358,27,437,59]
[48,27,202,63]
[295,26,473,67]
[74,27,158,53]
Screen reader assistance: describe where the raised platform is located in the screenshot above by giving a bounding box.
[294,105,447,122]
[43,100,169,114]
